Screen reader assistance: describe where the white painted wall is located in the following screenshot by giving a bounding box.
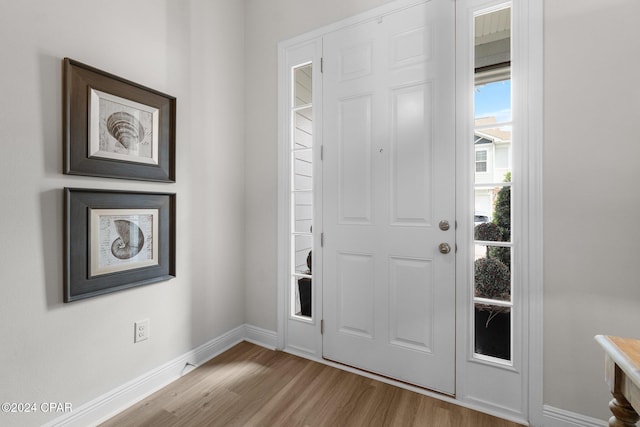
[0,1,245,426]
[544,0,640,421]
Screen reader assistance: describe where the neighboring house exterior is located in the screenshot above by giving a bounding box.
[474,116,511,221]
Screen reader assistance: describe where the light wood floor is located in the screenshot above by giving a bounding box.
[101,342,523,427]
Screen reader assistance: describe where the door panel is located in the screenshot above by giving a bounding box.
[339,95,373,224]
[389,256,434,352]
[336,252,375,338]
[390,82,433,226]
[323,0,456,394]
[340,42,373,81]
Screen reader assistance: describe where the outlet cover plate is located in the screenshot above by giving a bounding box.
[134,319,149,343]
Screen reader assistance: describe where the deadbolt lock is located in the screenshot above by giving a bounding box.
[439,220,450,231]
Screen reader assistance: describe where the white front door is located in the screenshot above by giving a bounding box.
[322,0,456,394]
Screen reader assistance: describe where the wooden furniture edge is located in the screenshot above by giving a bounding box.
[595,335,640,387]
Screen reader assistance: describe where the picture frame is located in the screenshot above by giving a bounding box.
[64,58,176,182]
[64,188,176,302]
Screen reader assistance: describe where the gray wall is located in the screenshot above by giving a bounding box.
[544,0,640,420]
[0,0,245,426]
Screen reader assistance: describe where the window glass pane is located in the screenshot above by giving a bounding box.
[294,64,312,107]
[474,126,511,184]
[474,183,511,242]
[293,275,312,317]
[293,149,312,191]
[293,108,313,149]
[474,79,511,122]
[291,63,313,320]
[474,245,511,301]
[492,183,511,242]
[292,275,301,316]
[474,302,511,360]
[293,235,312,275]
[293,192,313,234]
[474,5,512,365]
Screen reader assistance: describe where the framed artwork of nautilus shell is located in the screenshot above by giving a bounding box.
[63,58,176,182]
[64,188,176,302]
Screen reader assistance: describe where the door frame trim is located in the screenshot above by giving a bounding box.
[521,1,544,424]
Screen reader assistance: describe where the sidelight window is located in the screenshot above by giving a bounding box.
[473,5,513,363]
[290,63,313,319]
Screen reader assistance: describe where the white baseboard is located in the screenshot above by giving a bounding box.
[43,325,248,427]
[543,405,608,427]
[244,324,278,349]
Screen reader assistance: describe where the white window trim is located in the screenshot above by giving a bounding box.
[455,0,543,424]
[277,38,324,356]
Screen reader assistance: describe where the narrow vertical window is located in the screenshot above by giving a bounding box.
[475,149,488,173]
[473,5,512,362]
[291,63,313,319]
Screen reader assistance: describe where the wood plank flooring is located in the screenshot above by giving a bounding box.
[101,342,523,427]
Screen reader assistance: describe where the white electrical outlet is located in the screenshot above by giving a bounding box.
[134,319,149,343]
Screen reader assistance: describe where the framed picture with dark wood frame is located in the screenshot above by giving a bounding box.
[64,58,176,182]
[64,188,176,302]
